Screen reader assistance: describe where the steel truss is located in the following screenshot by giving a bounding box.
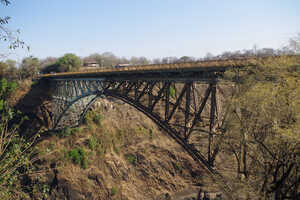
[49,71,233,197]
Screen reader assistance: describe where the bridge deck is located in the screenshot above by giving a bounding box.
[40,57,261,79]
[40,55,298,79]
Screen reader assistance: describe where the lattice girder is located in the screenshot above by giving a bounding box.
[51,77,227,166]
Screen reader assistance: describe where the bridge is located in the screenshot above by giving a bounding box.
[39,56,283,198]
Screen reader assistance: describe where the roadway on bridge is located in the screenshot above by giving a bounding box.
[40,57,262,79]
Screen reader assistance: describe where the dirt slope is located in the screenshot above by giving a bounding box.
[16,98,217,200]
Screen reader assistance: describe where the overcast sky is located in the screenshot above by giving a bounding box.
[1,0,300,61]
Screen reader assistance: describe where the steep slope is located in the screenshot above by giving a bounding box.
[18,98,216,200]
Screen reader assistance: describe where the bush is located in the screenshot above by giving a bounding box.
[111,187,118,196]
[169,86,175,98]
[0,78,33,197]
[68,148,88,169]
[84,110,104,126]
[92,113,103,125]
[174,162,182,172]
[56,53,81,72]
[220,57,300,199]
[126,154,137,165]
[57,127,78,138]
[60,127,71,137]
[88,135,105,158]
[88,135,97,150]
[84,111,93,124]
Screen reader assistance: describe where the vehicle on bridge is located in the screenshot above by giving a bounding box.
[114,63,131,68]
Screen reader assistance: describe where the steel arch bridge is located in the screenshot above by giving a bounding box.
[40,57,264,198]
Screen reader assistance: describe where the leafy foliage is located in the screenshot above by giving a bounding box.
[19,56,39,79]
[41,53,81,73]
[0,0,28,59]
[56,53,81,72]
[92,113,104,125]
[111,187,118,196]
[0,78,33,198]
[68,147,88,169]
[220,56,300,199]
[289,33,300,54]
[126,153,137,165]
[56,127,79,138]
[0,59,18,80]
[169,86,176,99]
[84,110,104,126]
[88,135,97,150]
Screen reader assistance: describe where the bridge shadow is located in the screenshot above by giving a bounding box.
[15,79,54,137]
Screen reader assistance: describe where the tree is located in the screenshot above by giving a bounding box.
[0,0,27,59]
[179,56,194,62]
[39,57,57,71]
[152,58,161,64]
[0,78,34,198]
[219,56,300,199]
[161,57,178,64]
[0,2,34,198]
[0,61,8,77]
[204,52,214,60]
[289,33,300,54]
[129,56,139,65]
[101,52,118,67]
[56,53,81,72]
[0,59,17,80]
[19,56,39,79]
[5,59,18,80]
[119,56,129,65]
[137,56,149,65]
[257,48,276,56]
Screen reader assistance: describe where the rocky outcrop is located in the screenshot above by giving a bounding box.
[18,98,214,200]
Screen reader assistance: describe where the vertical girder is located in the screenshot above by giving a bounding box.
[166,84,187,122]
[165,82,170,121]
[150,82,168,111]
[136,82,149,102]
[184,82,192,139]
[186,85,211,140]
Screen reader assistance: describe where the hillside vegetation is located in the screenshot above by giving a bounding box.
[0,55,299,200]
[217,55,300,199]
[10,98,207,199]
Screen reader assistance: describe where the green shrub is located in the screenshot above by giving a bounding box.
[84,110,104,126]
[169,86,176,98]
[88,135,96,150]
[93,113,103,125]
[56,53,81,72]
[113,144,119,154]
[60,127,71,137]
[111,187,118,196]
[71,127,80,135]
[174,162,182,172]
[56,127,79,138]
[39,184,50,199]
[87,135,105,158]
[68,149,80,165]
[0,78,33,198]
[84,111,93,124]
[68,148,88,169]
[126,154,137,165]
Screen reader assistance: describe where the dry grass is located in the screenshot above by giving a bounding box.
[28,98,205,199]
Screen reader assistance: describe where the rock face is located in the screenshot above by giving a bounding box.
[18,97,214,200]
[13,79,54,135]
